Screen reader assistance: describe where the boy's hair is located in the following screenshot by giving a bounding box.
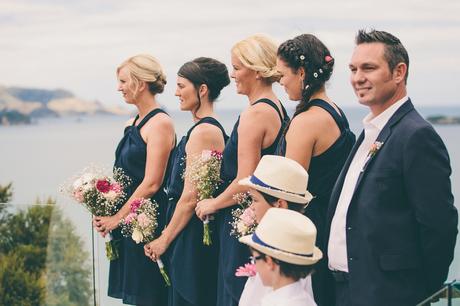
[257,251,315,281]
[260,191,307,214]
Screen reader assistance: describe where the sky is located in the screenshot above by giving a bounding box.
[1,0,459,110]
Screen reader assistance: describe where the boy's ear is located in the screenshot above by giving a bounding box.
[277,199,289,209]
[265,256,277,270]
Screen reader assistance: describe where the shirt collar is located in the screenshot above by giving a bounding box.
[362,95,409,132]
[262,281,304,306]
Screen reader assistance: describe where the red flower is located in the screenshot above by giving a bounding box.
[96,179,111,193]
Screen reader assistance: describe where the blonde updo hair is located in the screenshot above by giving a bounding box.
[231,34,281,84]
[117,54,167,96]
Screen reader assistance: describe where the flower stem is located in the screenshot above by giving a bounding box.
[157,258,171,287]
[203,217,212,246]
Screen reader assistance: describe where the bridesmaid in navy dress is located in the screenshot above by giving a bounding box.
[144,57,230,306]
[94,54,176,306]
[275,34,356,306]
[195,34,289,306]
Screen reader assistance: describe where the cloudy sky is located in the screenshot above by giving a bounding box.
[1,0,459,110]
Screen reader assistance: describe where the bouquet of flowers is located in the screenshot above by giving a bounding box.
[120,198,171,286]
[184,149,224,245]
[61,165,131,260]
[230,192,257,238]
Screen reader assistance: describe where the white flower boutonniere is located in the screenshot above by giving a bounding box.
[362,141,384,172]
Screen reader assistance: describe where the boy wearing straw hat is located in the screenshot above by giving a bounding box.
[238,154,313,223]
[237,155,316,306]
[240,208,322,306]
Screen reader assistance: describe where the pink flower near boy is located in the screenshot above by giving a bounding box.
[235,263,256,277]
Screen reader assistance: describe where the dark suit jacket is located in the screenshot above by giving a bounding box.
[326,100,458,306]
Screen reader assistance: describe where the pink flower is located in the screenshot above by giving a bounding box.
[235,263,256,277]
[211,150,223,160]
[240,207,255,226]
[137,213,151,228]
[130,198,143,213]
[96,179,111,193]
[110,182,122,193]
[124,213,137,224]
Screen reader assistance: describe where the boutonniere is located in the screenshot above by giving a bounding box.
[362,141,384,172]
[368,141,384,158]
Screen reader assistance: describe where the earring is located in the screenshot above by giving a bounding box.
[305,85,310,90]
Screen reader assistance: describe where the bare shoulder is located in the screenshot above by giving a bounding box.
[290,109,321,130]
[239,104,270,127]
[143,112,175,144]
[149,112,174,130]
[189,122,223,143]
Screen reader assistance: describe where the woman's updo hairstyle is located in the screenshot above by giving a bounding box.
[117,54,167,96]
[278,34,334,115]
[232,34,281,84]
[178,57,230,102]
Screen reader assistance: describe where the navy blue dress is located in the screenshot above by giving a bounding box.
[276,99,355,306]
[218,99,289,306]
[165,117,228,306]
[111,108,173,306]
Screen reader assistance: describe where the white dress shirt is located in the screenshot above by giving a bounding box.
[260,280,317,306]
[239,274,314,306]
[328,96,408,272]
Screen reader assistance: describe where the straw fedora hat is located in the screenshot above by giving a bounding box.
[238,155,313,204]
[239,208,322,265]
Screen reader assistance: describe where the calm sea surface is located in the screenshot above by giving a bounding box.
[1,106,459,304]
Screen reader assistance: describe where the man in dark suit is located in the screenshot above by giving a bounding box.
[326,29,458,306]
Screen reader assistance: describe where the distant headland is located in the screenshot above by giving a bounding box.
[0,85,130,126]
[427,115,460,125]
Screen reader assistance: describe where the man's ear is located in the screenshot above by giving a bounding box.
[393,62,407,84]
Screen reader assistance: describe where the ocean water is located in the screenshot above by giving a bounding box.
[1,106,459,305]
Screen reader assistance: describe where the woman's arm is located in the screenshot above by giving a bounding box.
[195,108,266,220]
[145,124,225,258]
[95,115,175,236]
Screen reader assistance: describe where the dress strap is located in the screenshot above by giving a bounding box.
[253,98,284,122]
[136,108,168,130]
[186,117,228,142]
[308,99,349,131]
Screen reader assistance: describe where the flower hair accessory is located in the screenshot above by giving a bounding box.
[325,55,333,63]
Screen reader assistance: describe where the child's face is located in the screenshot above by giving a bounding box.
[251,250,274,287]
[249,189,273,223]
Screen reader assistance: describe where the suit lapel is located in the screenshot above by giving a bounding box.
[327,131,364,222]
[352,99,414,195]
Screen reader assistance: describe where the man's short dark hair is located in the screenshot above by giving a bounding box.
[356,29,409,83]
